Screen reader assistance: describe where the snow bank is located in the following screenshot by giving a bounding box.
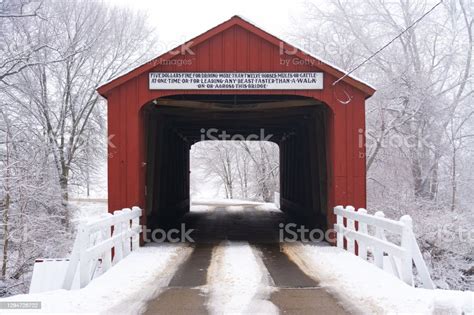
[1,244,192,314]
[284,243,473,314]
[70,199,108,221]
[206,241,278,314]
[190,204,215,212]
[191,199,281,213]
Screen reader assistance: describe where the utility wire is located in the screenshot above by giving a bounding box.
[332,0,444,85]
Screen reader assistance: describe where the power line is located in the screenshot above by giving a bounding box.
[332,0,444,86]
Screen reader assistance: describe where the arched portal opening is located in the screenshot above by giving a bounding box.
[142,94,330,238]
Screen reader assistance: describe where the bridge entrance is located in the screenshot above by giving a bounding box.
[143,94,328,230]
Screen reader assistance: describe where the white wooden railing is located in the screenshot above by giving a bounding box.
[62,207,142,289]
[334,205,435,289]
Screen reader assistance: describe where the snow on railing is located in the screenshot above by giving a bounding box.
[334,205,435,289]
[62,206,142,289]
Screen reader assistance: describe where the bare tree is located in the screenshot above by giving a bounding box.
[0,1,48,83]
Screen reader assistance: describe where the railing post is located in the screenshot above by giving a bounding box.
[112,210,124,264]
[357,208,368,260]
[62,221,84,289]
[122,208,132,257]
[400,215,414,286]
[101,224,112,272]
[131,207,141,250]
[346,206,355,254]
[335,206,344,249]
[373,211,385,269]
[79,225,90,288]
[410,237,435,289]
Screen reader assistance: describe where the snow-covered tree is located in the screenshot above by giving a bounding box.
[292,0,473,290]
[0,0,157,295]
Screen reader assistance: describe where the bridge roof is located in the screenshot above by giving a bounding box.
[97,15,375,98]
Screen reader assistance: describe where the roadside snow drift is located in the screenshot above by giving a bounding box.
[1,244,192,314]
[284,242,473,314]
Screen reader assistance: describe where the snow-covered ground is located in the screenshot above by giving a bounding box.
[191,198,279,212]
[70,199,108,220]
[191,198,265,206]
[1,244,192,314]
[284,242,474,314]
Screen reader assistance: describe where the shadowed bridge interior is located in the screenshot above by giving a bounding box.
[143,94,329,237]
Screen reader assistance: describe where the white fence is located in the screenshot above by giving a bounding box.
[62,207,142,289]
[334,205,435,289]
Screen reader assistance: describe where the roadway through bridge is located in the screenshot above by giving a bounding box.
[144,202,350,314]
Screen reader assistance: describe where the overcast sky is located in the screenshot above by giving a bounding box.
[106,0,306,49]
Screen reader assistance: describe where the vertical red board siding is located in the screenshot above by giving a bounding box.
[125,79,144,209]
[346,85,355,208]
[223,26,235,71]
[353,93,367,210]
[196,40,210,71]
[249,32,262,71]
[209,33,223,71]
[235,26,248,71]
[107,90,122,213]
[107,86,128,213]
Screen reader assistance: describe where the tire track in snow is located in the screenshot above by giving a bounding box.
[206,241,279,315]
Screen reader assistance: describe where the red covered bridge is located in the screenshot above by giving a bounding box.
[97,16,375,233]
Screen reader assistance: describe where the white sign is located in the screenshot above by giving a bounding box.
[149,72,323,90]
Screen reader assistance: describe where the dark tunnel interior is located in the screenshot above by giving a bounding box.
[143,94,329,238]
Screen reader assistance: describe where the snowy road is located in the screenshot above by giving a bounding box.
[144,203,349,315]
